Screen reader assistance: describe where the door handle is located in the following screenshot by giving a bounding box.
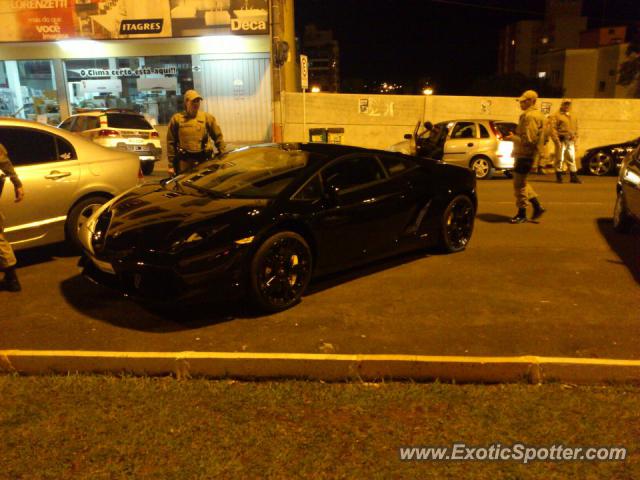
[45,170,72,180]
[467,143,474,147]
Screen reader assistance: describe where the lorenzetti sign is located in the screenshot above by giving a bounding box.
[0,0,269,42]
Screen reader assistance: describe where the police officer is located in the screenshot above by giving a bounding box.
[0,142,24,292]
[506,90,546,224]
[167,89,226,176]
[550,98,581,184]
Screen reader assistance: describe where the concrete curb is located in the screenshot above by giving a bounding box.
[2,350,640,384]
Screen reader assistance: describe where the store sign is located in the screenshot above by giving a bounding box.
[0,0,76,41]
[229,0,269,35]
[119,19,164,35]
[70,67,179,78]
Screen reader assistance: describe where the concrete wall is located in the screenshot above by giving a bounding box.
[282,92,640,157]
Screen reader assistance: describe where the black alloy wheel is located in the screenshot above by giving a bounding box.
[439,195,475,253]
[586,151,614,176]
[249,231,312,312]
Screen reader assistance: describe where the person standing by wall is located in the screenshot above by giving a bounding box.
[506,90,546,224]
[0,143,24,292]
[167,90,226,176]
[550,99,581,184]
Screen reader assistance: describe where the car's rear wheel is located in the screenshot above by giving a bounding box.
[470,156,495,180]
[438,195,475,253]
[65,195,110,252]
[613,192,634,233]
[586,151,614,176]
[141,162,155,176]
[249,231,312,312]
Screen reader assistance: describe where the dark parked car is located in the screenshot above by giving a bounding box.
[79,143,477,311]
[613,145,640,233]
[581,137,640,176]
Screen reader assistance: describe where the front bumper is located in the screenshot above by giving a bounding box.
[80,243,250,304]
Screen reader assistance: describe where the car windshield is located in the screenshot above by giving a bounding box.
[178,146,310,198]
[107,113,152,130]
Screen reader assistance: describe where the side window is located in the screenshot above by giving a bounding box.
[292,174,322,201]
[56,136,77,160]
[379,155,415,176]
[59,118,74,130]
[451,122,477,139]
[73,116,88,132]
[322,155,386,192]
[0,127,58,166]
[479,124,490,138]
[86,117,100,130]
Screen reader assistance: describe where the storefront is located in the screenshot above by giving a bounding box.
[0,0,286,143]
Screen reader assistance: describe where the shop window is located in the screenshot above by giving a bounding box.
[64,55,193,125]
[0,60,60,125]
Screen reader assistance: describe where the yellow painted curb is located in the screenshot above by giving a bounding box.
[1,350,640,384]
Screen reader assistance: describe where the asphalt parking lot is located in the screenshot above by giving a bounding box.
[1,174,638,363]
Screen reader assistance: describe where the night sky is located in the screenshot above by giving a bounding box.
[295,0,640,94]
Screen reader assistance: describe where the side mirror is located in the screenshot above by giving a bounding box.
[403,133,412,140]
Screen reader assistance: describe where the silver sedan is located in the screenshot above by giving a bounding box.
[0,118,141,251]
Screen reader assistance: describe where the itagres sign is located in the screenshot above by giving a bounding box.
[0,0,269,42]
[119,19,164,35]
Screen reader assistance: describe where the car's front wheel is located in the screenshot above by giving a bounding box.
[470,157,495,180]
[438,195,475,253]
[65,195,110,252]
[613,191,634,233]
[249,231,313,312]
[585,151,614,176]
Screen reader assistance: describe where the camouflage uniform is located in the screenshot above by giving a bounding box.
[167,110,226,174]
[512,105,545,209]
[0,143,22,270]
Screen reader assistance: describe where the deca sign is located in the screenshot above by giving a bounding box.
[230,0,269,35]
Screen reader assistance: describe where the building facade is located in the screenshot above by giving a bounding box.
[0,0,297,143]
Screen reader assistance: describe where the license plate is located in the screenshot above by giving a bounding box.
[92,257,115,275]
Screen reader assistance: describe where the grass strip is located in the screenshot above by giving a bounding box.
[1,375,638,479]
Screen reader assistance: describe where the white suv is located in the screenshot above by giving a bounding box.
[59,109,162,175]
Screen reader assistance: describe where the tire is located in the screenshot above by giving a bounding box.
[470,156,495,180]
[141,161,155,176]
[438,194,475,253]
[585,151,614,176]
[249,231,313,312]
[65,195,110,252]
[613,192,633,233]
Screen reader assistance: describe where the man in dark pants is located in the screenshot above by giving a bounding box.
[167,89,226,176]
[0,143,24,292]
[506,90,546,224]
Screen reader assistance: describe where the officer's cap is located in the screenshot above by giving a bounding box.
[517,90,538,102]
[184,89,203,103]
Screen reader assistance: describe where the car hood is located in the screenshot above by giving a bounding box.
[95,183,270,251]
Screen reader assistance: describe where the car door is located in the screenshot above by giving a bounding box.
[310,154,406,271]
[0,126,80,247]
[443,121,478,167]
